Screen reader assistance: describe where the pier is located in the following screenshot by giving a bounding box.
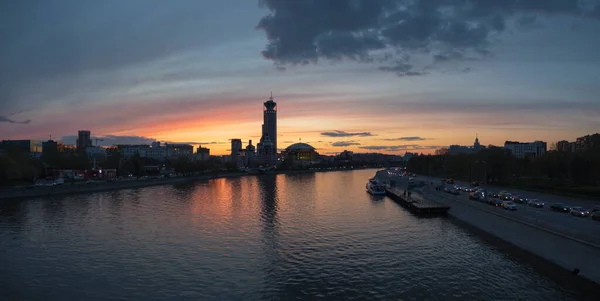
[385,186,450,215]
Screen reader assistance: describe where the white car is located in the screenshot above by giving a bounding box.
[502,201,517,211]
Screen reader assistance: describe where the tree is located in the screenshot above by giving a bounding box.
[434,148,449,155]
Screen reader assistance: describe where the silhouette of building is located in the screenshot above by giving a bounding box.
[76,130,92,151]
[0,140,42,153]
[448,134,482,155]
[42,140,58,153]
[231,138,242,158]
[196,145,210,161]
[257,93,278,165]
[556,140,573,152]
[281,142,319,167]
[504,140,547,159]
[574,133,600,152]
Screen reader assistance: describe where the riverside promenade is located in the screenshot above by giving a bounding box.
[0,167,370,201]
[377,170,600,285]
[0,172,247,201]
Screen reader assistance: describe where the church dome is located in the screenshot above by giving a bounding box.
[285,143,315,152]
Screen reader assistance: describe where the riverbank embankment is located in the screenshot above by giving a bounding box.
[0,168,369,201]
[428,188,600,285]
[376,170,600,285]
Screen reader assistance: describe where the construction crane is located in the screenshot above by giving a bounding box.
[94,139,104,147]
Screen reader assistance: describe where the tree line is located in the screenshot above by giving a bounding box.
[406,145,600,193]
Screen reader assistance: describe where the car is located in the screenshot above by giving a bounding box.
[444,187,452,193]
[446,178,454,184]
[488,191,499,198]
[527,199,544,208]
[471,181,480,187]
[451,189,461,195]
[592,205,600,213]
[512,195,528,204]
[591,212,600,221]
[502,201,517,210]
[570,207,590,217]
[498,191,512,200]
[550,203,570,213]
[489,199,503,207]
[469,192,479,200]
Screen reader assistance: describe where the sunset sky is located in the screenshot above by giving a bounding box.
[1,0,599,155]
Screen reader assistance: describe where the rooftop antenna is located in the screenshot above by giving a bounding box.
[270,91,273,100]
[49,134,52,141]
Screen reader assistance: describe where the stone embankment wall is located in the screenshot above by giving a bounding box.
[430,190,600,285]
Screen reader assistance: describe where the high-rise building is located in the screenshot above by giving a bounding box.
[76,130,92,151]
[231,139,242,158]
[258,93,277,157]
[504,141,547,159]
[42,140,58,153]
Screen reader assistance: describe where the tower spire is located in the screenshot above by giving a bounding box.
[270,91,273,100]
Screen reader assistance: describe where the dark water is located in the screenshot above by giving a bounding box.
[0,170,592,300]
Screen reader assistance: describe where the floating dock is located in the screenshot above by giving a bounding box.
[385,187,450,215]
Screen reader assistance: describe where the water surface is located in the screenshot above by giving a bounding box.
[0,170,592,300]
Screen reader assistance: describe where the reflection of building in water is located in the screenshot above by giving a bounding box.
[258,174,278,226]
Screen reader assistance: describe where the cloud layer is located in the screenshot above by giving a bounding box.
[257,0,600,74]
[0,115,31,124]
[331,141,361,147]
[382,136,428,141]
[359,144,442,151]
[321,130,374,137]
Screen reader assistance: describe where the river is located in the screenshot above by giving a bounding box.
[0,169,593,300]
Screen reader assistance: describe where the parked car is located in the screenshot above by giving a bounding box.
[592,205,600,213]
[451,189,461,195]
[488,191,499,198]
[471,181,480,187]
[446,178,454,184]
[550,203,570,213]
[502,201,517,210]
[527,199,544,208]
[591,212,600,221]
[444,187,452,193]
[570,207,590,217]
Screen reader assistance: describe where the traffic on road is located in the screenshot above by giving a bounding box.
[386,170,600,245]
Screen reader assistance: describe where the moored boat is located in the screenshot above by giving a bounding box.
[366,178,386,195]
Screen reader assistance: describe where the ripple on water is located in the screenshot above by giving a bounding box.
[0,170,594,301]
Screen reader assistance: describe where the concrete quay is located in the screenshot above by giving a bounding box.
[381,171,600,285]
[385,186,450,215]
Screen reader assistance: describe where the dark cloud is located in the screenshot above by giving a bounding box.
[321,130,374,137]
[257,0,600,72]
[0,115,31,124]
[331,141,361,147]
[383,136,428,141]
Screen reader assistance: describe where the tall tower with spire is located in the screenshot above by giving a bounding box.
[474,133,481,150]
[258,93,277,159]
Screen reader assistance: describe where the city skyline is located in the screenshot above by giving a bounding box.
[2,1,600,155]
